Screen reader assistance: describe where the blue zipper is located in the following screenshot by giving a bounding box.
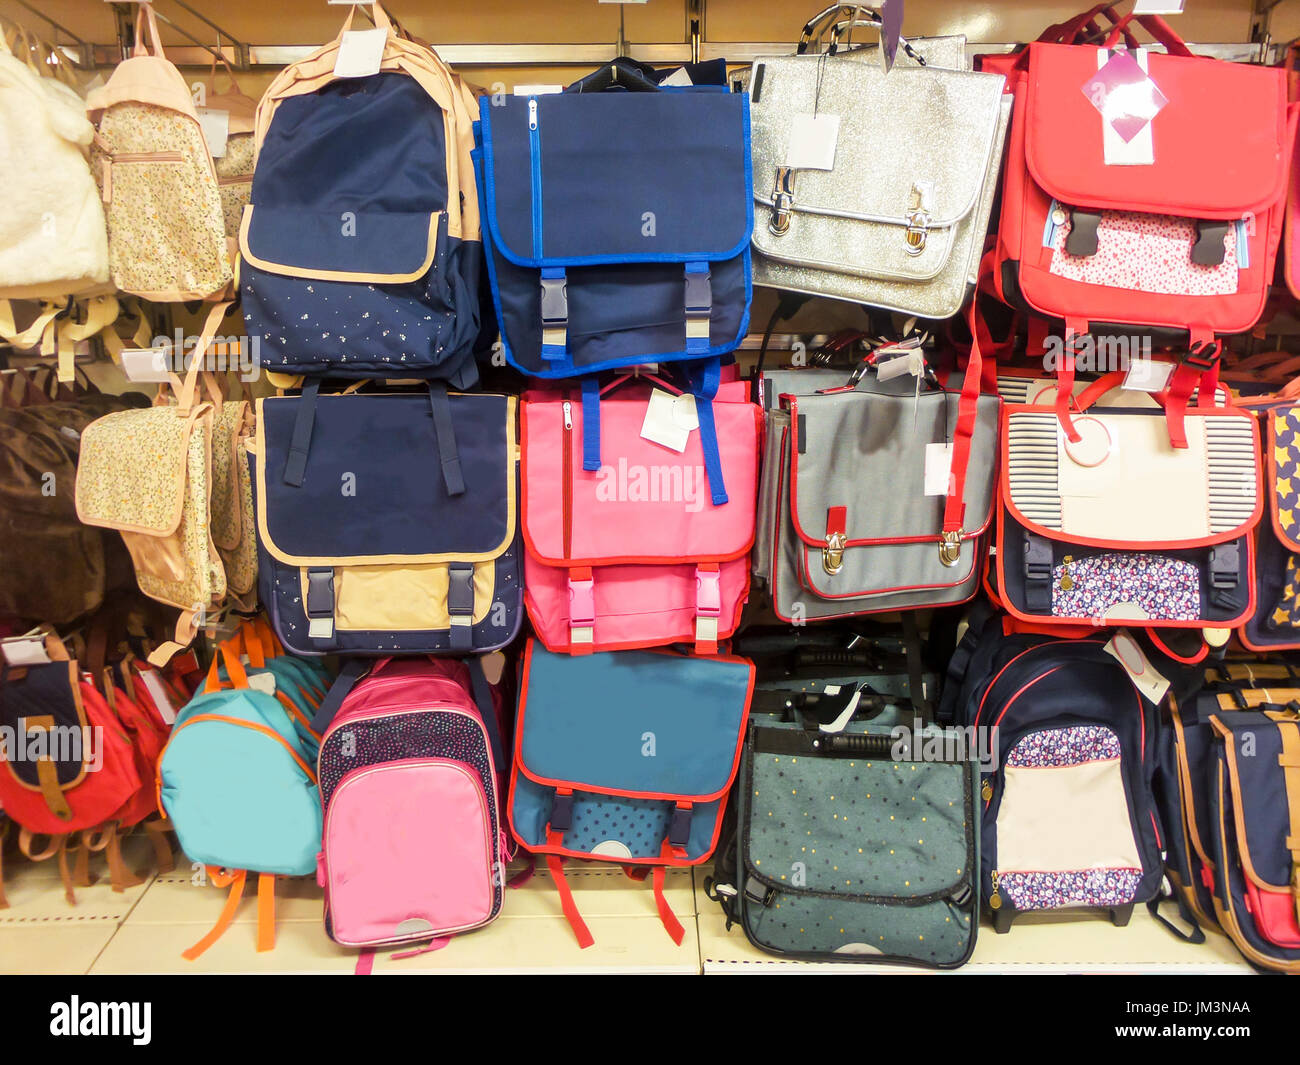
[528,97,543,259]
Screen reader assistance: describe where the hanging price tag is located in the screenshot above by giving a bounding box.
[196,107,229,159]
[334,28,387,79]
[786,114,840,171]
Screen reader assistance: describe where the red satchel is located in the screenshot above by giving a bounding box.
[992,13,1296,436]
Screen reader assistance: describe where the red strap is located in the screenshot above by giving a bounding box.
[1055,323,1085,443]
[545,852,594,949]
[354,949,375,975]
[1148,628,1210,665]
[1161,340,1221,450]
[391,937,451,960]
[945,300,993,536]
[1103,13,1195,58]
[826,506,846,537]
[653,865,686,946]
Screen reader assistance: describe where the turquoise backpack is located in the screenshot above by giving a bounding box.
[158,632,322,960]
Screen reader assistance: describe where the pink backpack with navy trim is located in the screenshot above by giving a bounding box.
[521,374,761,655]
[313,657,510,967]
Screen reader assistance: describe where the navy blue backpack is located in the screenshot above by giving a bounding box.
[943,620,1165,933]
[249,386,523,656]
[472,65,752,380]
[240,14,483,386]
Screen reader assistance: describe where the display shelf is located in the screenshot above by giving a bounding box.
[0,841,1264,975]
[697,891,1258,975]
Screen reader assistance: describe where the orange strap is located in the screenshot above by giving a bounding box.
[257,873,276,952]
[242,624,266,670]
[544,850,594,949]
[183,868,246,961]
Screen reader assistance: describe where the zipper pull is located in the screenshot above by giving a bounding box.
[980,778,993,803]
[988,869,1002,910]
[562,400,572,430]
[528,98,538,130]
[1059,555,1074,592]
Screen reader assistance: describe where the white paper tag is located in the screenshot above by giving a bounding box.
[120,347,172,384]
[924,442,954,497]
[672,393,699,432]
[876,350,924,382]
[822,684,842,696]
[139,669,177,725]
[786,113,840,171]
[196,107,229,159]
[660,67,694,87]
[1,636,50,667]
[1123,358,1175,393]
[334,28,387,79]
[1104,630,1170,704]
[1133,0,1184,13]
[247,671,277,696]
[513,84,563,96]
[640,388,691,452]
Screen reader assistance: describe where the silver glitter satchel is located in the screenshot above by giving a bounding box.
[748,7,1010,319]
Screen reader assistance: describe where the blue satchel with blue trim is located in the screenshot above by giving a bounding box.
[472,63,753,379]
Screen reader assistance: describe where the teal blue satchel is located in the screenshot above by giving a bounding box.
[716,703,980,967]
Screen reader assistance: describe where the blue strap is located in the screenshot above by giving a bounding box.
[466,657,505,769]
[581,376,601,472]
[684,359,727,506]
[282,379,320,487]
[310,658,370,733]
[427,383,466,498]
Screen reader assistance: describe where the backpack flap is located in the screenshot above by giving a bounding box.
[75,404,223,635]
[476,90,752,375]
[510,642,755,865]
[784,387,1000,603]
[1210,712,1300,965]
[1269,406,1300,554]
[750,60,1005,284]
[254,391,519,653]
[999,402,1261,627]
[740,724,978,966]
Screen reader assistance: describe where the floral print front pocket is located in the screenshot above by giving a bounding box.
[1051,552,1200,621]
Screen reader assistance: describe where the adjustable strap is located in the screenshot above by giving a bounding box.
[104,825,146,893]
[568,566,595,653]
[1207,540,1243,613]
[1055,322,1084,444]
[683,358,728,506]
[545,803,594,948]
[447,562,476,651]
[282,379,320,487]
[257,873,276,953]
[901,613,933,726]
[1162,338,1221,451]
[1023,532,1054,614]
[1145,892,1207,945]
[183,867,247,961]
[465,656,506,770]
[581,376,601,472]
[653,836,688,945]
[427,382,466,497]
[391,937,452,960]
[540,267,568,363]
[305,567,335,641]
[1277,721,1300,927]
[694,563,721,655]
[310,658,371,733]
[941,301,990,564]
[24,715,72,822]
[684,262,712,356]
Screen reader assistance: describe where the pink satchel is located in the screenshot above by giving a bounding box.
[521,374,761,654]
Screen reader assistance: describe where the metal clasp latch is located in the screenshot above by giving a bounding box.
[823,531,847,575]
[938,530,962,568]
[904,182,932,255]
[769,166,795,236]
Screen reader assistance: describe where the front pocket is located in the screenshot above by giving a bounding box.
[1046,207,1241,296]
[324,759,496,946]
[993,725,1144,912]
[303,562,496,632]
[1052,553,1201,621]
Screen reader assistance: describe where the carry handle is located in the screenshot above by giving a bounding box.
[597,370,682,399]
[1039,5,1140,48]
[1102,13,1195,58]
[1062,362,1227,416]
[797,4,872,54]
[132,3,167,59]
[335,2,395,41]
[565,57,661,93]
[827,8,886,57]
